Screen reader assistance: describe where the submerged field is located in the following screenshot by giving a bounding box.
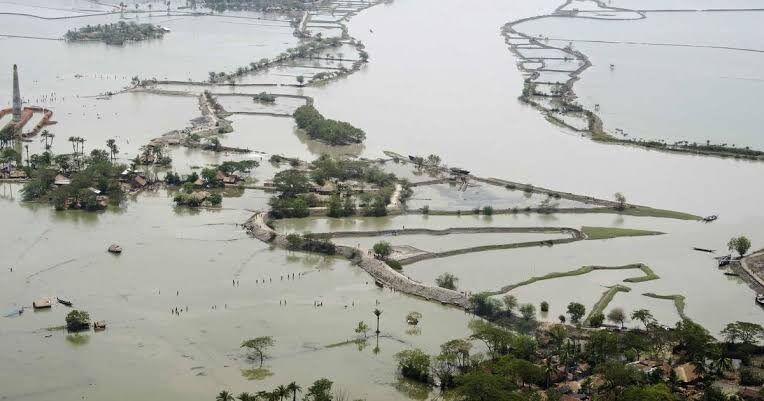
[1,0,764,400]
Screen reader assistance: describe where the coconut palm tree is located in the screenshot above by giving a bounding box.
[68,136,78,154]
[236,392,253,401]
[106,139,118,161]
[373,308,382,334]
[216,390,234,401]
[275,385,288,401]
[286,382,301,401]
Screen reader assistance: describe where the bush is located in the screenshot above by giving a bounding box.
[373,241,392,259]
[540,301,549,312]
[740,367,764,386]
[435,273,459,290]
[589,313,605,327]
[482,206,494,216]
[65,310,90,332]
[395,349,431,383]
[385,259,402,270]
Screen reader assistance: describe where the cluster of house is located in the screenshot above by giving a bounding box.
[543,355,762,401]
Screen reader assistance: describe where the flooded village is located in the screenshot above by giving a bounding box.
[1,0,764,400]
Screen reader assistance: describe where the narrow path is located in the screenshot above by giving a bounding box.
[242,212,470,308]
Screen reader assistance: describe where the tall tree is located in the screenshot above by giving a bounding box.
[241,336,275,367]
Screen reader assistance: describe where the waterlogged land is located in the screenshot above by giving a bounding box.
[505,0,764,159]
[2,0,764,400]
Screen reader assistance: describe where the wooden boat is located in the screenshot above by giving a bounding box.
[757,294,764,306]
[93,320,107,331]
[702,215,718,222]
[108,244,122,254]
[57,297,72,307]
[718,255,731,267]
[33,298,52,309]
[692,247,714,253]
[723,272,738,277]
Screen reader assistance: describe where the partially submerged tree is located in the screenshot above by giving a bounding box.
[727,236,752,257]
[354,321,369,339]
[435,272,459,290]
[614,192,627,211]
[65,309,90,332]
[241,336,274,367]
[372,241,392,259]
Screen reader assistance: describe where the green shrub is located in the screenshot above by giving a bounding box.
[385,259,402,270]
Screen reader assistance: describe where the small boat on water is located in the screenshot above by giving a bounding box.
[693,247,715,253]
[718,255,731,267]
[702,215,718,222]
[93,320,107,331]
[723,272,738,277]
[108,244,122,254]
[57,297,73,307]
[757,294,764,306]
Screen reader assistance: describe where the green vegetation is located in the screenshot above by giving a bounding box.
[373,241,392,259]
[395,349,432,383]
[566,302,586,324]
[728,235,752,257]
[490,264,657,294]
[65,21,166,45]
[293,105,366,145]
[65,310,90,332]
[354,321,370,339]
[642,293,689,322]
[241,336,274,368]
[201,0,310,12]
[435,272,459,290]
[585,285,631,325]
[252,92,276,103]
[582,226,663,240]
[285,233,336,255]
[21,147,126,211]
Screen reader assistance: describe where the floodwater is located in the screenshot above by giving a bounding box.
[2,0,764,399]
[513,11,764,147]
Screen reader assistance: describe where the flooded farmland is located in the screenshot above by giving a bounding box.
[1,0,763,400]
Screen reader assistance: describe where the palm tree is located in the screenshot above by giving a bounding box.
[373,308,382,334]
[275,385,288,401]
[78,137,86,156]
[68,136,78,154]
[106,139,118,161]
[286,382,301,401]
[236,392,253,401]
[216,390,234,401]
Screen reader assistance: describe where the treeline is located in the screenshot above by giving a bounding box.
[200,0,310,12]
[64,21,166,45]
[293,105,366,145]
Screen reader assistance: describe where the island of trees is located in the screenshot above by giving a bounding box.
[20,142,127,211]
[293,105,366,145]
[64,22,168,45]
[267,155,399,219]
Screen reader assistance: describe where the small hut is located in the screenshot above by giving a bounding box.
[33,298,52,309]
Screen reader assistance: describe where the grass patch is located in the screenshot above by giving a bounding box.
[490,264,656,295]
[585,284,631,325]
[241,368,274,381]
[582,226,663,240]
[643,293,688,322]
[623,264,659,283]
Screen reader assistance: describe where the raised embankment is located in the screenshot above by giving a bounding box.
[242,212,470,308]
